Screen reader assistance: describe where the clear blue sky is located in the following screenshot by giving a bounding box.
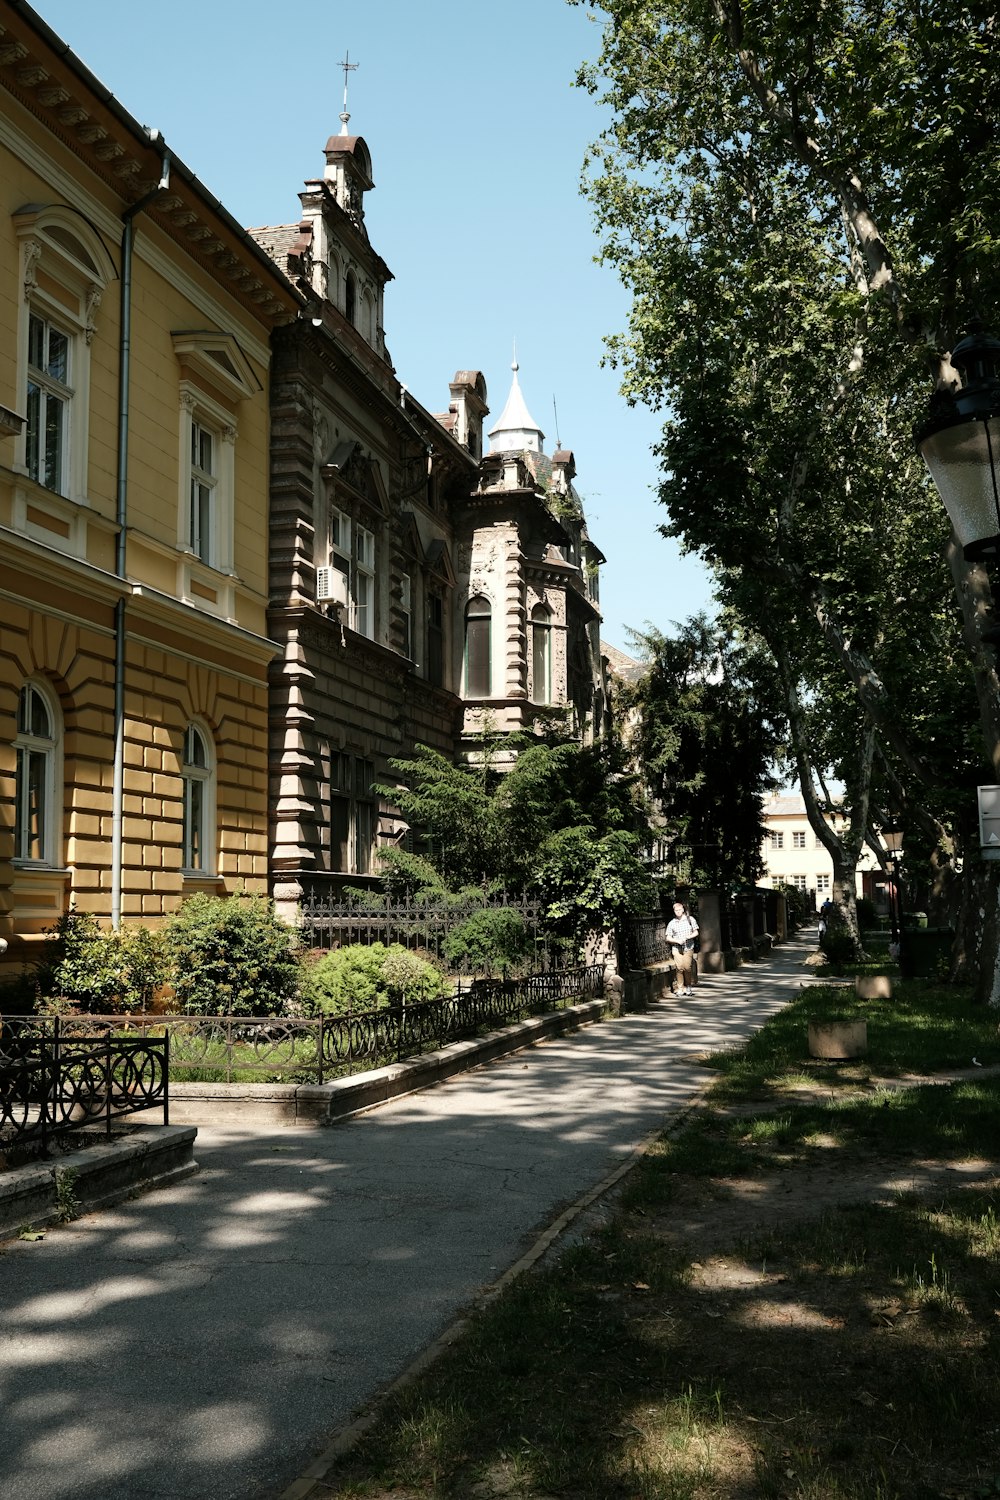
[37,0,715,653]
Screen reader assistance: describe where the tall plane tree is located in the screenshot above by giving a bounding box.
[576,0,1000,998]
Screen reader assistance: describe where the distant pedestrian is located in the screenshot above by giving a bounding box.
[666,900,699,996]
[818,897,833,938]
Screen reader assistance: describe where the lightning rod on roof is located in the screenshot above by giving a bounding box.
[552,394,561,449]
[339,51,359,133]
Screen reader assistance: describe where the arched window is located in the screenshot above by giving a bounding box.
[530,604,553,704]
[14,206,115,508]
[464,595,492,697]
[181,723,214,874]
[345,270,357,326]
[14,680,60,864]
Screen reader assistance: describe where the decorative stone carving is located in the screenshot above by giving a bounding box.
[22,237,42,297]
[83,283,102,344]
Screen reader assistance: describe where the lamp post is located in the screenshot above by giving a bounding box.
[916,321,1000,568]
[882,821,905,973]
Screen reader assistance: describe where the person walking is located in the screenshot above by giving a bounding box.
[666,900,700,996]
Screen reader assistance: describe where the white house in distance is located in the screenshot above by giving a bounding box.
[758,792,881,908]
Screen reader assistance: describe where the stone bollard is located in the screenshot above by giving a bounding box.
[604,973,624,1018]
[808,1018,868,1059]
[855,975,892,1000]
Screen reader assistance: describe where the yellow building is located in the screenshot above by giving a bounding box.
[0,2,300,968]
[758,792,878,906]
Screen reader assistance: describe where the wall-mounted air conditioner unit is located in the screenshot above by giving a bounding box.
[315,566,349,609]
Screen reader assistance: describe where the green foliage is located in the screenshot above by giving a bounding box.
[380,734,642,900]
[624,617,781,889]
[44,910,168,1014]
[575,0,1000,984]
[373,848,452,903]
[534,827,655,943]
[301,941,450,1015]
[856,895,879,931]
[774,881,810,932]
[442,909,533,975]
[161,894,299,1017]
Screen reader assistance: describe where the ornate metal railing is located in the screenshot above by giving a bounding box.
[617,914,673,971]
[1,964,605,1086]
[298,891,555,969]
[0,1016,169,1153]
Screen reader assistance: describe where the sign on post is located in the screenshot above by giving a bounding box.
[978,785,1000,859]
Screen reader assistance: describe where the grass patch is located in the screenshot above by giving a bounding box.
[323,975,1000,1500]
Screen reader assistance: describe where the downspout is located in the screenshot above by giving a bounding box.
[111,140,171,927]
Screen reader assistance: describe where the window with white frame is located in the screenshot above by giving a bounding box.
[14,680,61,865]
[181,723,214,874]
[15,208,114,511]
[793,830,806,848]
[189,421,216,565]
[816,873,831,893]
[26,312,72,495]
[791,873,808,890]
[769,830,784,849]
[328,505,377,639]
[179,390,234,575]
[355,525,375,638]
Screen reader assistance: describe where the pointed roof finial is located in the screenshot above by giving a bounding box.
[339,51,359,134]
[489,345,545,454]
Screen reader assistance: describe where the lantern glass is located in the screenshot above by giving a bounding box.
[882,824,904,855]
[919,414,1000,560]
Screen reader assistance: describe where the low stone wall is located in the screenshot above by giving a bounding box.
[168,996,610,1129]
[0,1125,198,1241]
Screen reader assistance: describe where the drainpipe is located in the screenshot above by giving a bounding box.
[111,139,171,928]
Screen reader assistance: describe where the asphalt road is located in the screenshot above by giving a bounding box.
[0,934,812,1500]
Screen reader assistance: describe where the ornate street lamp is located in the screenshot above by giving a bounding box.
[916,322,1000,561]
[881,820,907,975]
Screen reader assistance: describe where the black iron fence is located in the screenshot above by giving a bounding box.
[0,1016,169,1153]
[617,914,673,971]
[2,964,605,1086]
[298,892,557,969]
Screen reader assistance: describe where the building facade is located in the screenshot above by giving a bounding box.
[250,124,609,909]
[0,1,300,969]
[0,4,612,960]
[758,793,880,907]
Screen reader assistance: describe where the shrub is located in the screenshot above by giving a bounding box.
[442,909,532,974]
[43,910,168,1014]
[161,894,299,1017]
[302,941,449,1016]
[535,827,654,943]
[856,895,879,931]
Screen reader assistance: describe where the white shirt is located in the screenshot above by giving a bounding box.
[666,914,699,951]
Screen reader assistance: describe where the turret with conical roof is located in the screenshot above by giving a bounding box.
[488,359,545,454]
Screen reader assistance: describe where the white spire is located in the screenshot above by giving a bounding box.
[488,356,545,454]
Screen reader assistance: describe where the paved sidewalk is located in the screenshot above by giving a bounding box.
[0,934,814,1500]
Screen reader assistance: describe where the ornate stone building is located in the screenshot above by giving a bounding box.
[251,122,609,908]
[0,1,299,971]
